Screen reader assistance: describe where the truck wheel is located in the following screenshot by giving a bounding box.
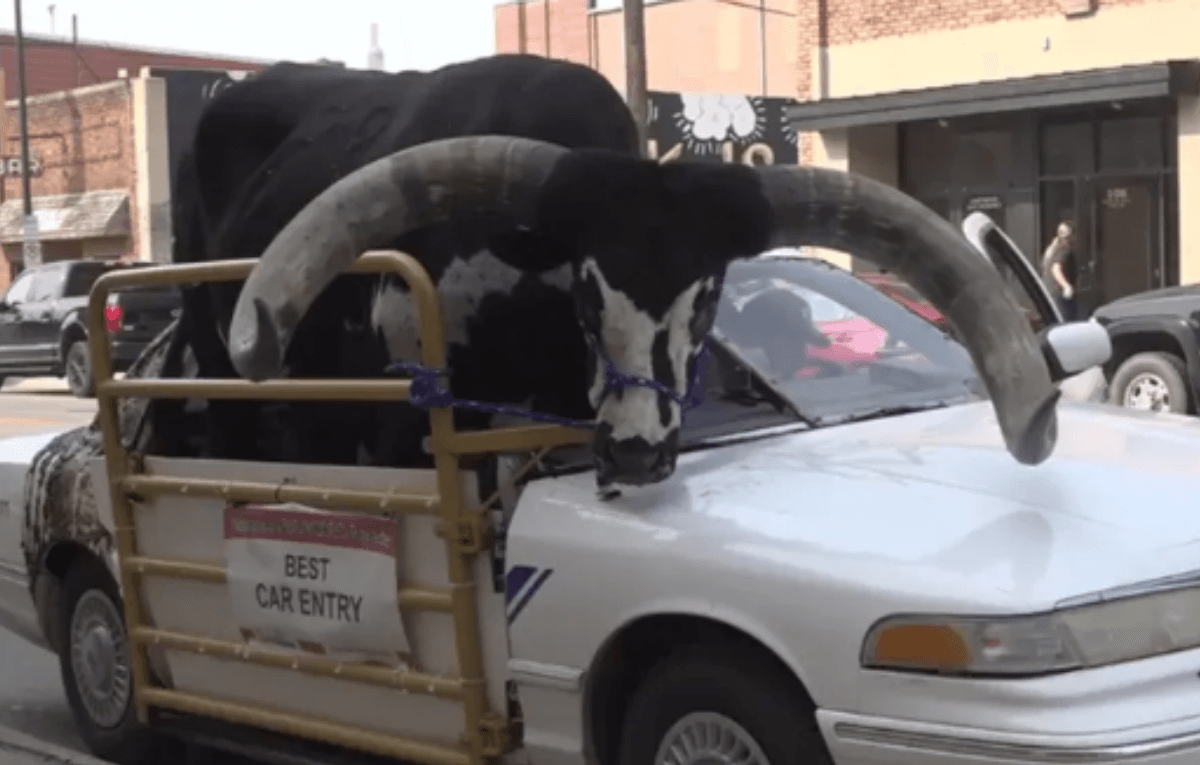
[618,645,833,765]
[1110,352,1190,414]
[58,555,162,764]
[65,340,95,398]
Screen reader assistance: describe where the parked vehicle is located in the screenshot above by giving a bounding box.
[0,260,180,397]
[1085,286,1200,414]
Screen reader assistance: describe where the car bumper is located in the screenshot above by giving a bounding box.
[110,338,149,370]
[820,711,1200,764]
[819,646,1200,764]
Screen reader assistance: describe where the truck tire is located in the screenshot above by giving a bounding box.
[618,644,833,765]
[65,339,94,398]
[58,555,169,765]
[1110,352,1190,414]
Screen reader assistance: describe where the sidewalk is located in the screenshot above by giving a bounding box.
[0,379,68,396]
[0,724,108,765]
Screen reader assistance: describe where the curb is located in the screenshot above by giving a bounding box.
[0,724,108,765]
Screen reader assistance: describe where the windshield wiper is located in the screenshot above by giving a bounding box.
[709,333,818,428]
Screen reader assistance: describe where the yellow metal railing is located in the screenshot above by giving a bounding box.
[87,251,591,765]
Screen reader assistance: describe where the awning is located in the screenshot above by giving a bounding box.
[0,190,132,244]
[786,60,1200,132]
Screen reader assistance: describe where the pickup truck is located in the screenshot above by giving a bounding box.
[10,235,1200,765]
[0,260,180,397]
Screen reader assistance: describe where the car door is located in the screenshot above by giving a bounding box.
[21,265,66,365]
[962,211,1112,399]
[0,271,36,368]
[961,211,1060,331]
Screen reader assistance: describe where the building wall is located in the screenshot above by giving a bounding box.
[0,79,137,286]
[495,0,590,65]
[0,32,269,99]
[795,0,1200,282]
[494,0,797,98]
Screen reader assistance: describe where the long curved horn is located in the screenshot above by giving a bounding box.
[227,136,568,382]
[753,165,1059,466]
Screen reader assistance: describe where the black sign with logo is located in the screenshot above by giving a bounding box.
[645,91,800,166]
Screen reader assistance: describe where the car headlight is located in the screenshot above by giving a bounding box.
[862,585,1200,676]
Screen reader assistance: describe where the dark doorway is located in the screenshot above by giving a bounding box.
[1093,176,1160,306]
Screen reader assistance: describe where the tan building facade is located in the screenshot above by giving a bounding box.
[790,0,1200,313]
[494,0,797,98]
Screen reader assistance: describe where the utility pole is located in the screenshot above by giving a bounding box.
[14,0,41,268]
[622,0,648,155]
[517,0,527,54]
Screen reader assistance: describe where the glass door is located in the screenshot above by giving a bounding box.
[1091,176,1160,307]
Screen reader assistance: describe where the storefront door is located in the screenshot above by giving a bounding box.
[1092,176,1160,307]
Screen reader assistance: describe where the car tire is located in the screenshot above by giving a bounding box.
[58,555,172,765]
[1110,352,1190,414]
[618,644,834,765]
[65,339,94,398]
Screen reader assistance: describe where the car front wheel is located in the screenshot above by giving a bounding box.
[65,339,94,398]
[1110,352,1190,414]
[618,645,833,765]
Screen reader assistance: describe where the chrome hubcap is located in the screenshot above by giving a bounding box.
[655,712,769,765]
[69,589,131,728]
[1124,373,1170,411]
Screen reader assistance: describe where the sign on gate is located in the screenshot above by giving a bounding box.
[224,502,410,665]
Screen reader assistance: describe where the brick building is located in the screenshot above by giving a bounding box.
[0,34,268,289]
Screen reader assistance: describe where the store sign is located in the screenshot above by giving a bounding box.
[965,195,1003,213]
[1103,187,1130,209]
[0,156,43,178]
[645,91,799,167]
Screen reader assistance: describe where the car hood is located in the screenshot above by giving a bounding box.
[1094,283,1200,320]
[562,401,1200,613]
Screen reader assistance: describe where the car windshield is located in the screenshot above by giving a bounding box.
[677,255,985,447]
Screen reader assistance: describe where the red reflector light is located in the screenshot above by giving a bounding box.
[105,304,123,332]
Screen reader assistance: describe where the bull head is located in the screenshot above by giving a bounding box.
[227,137,1059,487]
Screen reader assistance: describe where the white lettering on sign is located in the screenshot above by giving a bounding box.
[647,139,777,166]
[0,156,43,177]
[224,502,410,665]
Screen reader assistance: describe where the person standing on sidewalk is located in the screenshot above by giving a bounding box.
[1042,221,1078,321]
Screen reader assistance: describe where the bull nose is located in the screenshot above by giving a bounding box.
[597,435,671,487]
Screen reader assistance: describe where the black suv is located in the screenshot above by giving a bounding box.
[0,260,180,397]
[1090,287,1200,414]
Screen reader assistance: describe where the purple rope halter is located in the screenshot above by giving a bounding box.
[387,335,710,428]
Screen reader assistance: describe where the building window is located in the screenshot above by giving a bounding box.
[1040,121,1091,176]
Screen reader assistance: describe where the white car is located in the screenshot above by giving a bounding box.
[6,247,1199,765]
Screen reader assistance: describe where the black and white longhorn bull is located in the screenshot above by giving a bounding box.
[146,54,1058,490]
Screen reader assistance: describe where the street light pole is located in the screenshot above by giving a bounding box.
[14,0,41,268]
[622,0,648,156]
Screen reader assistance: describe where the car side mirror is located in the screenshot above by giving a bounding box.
[1039,319,1112,382]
